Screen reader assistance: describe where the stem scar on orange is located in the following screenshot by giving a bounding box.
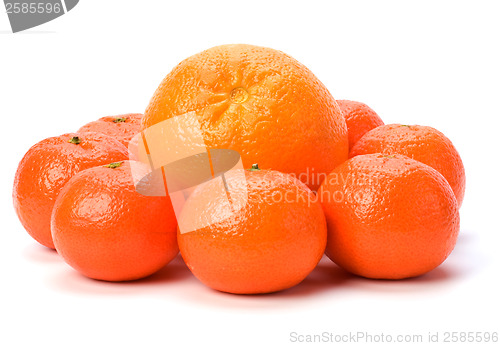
[77,113,143,148]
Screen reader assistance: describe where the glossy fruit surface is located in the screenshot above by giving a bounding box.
[78,113,142,148]
[337,99,384,150]
[318,153,460,279]
[178,167,327,294]
[52,161,178,281]
[142,44,348,190]
[350,124,465,207]
[13,133,129,249]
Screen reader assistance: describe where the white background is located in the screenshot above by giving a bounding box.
[1,1,499,345]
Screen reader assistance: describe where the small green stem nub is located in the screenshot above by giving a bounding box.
[105,162,123,169]
[401,124,411,127]
[383,154,396,159]
[68,136,81,145]
[248,163,260,171]
[113,117,128,123]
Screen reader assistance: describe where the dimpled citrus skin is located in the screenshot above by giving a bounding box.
[51,161,178,281]
[142,44,348,190]
[337,100,384,150]
[78,113,143,147]
[318,154,460,279]
[350,124,466,207]
[13,133,129,249]
[177,169,327,294]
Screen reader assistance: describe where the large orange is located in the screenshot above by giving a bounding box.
[51,161,178,281]
[337,99,384,150]
[78,113,143,148]
[318,154,460,279]
[350,124,466,207]
[177,166,327,294]
[142,44,348,190]
[13,133,129,249]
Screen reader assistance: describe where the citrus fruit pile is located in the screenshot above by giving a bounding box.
[13,44,464,294]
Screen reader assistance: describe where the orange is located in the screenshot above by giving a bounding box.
[142,44,348,191]
[78,113,143,148]
[350,124,466,207]
[337,99,384,150]
[318,154,460,279]
[51,161,178,281]
[177,166,327,294]
[13,133,128,249]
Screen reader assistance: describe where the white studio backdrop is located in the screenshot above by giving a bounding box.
[1,1,499,345]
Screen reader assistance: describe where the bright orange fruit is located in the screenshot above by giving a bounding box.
[177,166,327,294]
[78,113,143,148]
[318,154,460,279]
[350,124,466,207]
[142,44,348,190]
[51,161,178,281]
[13,133,129,249]
[337,100,384,150]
